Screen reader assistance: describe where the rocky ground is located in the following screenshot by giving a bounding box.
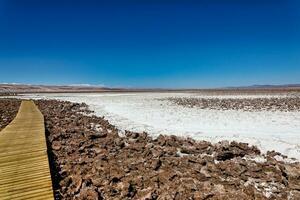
[1,98,300,199]
[163,97,300,112]
[34,99,300,200]
[0,99,21,131]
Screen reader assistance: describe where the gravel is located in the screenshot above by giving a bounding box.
[163,97,300,112]
[0,98,21,131]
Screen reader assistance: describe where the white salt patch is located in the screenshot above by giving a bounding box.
[176,148,189,157]
[214,160,220,164]
[95,125,103,132]
[244,155,267,163]
[19,92,300,160]
[254,181,284,199]
[90,123,103,132]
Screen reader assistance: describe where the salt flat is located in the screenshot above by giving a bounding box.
[21,92,300,160]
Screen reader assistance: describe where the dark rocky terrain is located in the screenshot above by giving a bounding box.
[0,99,21,131]
[35,100,300,200]
[1,98,300,199]
[164,97,300,112]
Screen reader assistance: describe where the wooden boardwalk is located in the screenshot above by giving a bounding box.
[0,101,54,200]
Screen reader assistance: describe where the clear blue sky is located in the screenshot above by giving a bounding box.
[0,0,299,88]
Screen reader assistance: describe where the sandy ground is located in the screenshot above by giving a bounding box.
[19,92,300,160]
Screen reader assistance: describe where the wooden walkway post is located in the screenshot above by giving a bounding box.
[0,100,54,200]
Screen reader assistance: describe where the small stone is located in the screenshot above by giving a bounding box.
[52,141,62,150]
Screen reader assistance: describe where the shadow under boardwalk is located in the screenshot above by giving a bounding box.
[0,100,54,200]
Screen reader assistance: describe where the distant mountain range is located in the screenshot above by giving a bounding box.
[227,84,300,89]
[0,83,299,94]
[0,83,112,93]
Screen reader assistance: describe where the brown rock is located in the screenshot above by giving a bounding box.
[52,141,62,150]
[70,175,82,194]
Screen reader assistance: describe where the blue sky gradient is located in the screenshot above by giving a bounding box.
[0,0,299,88]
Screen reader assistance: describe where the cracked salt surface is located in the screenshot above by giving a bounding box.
[20,92,300,160]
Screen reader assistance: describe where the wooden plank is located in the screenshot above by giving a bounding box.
[0,100,54,200]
